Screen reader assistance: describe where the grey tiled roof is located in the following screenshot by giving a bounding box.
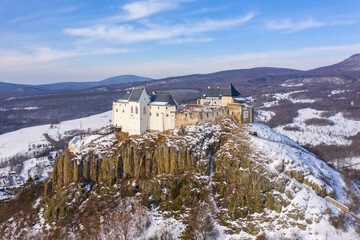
[150,92,178,106]
[118,91,131,100]
[117,88,145,102]
[201,83,240,98]
[117,88,178,106]
[129,89,144,102]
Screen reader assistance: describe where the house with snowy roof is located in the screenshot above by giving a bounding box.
[112,88,178,135]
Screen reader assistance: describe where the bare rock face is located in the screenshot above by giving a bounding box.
[43,119,339,229]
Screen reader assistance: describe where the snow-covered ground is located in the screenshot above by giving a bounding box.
[280,83,304,87]
[0,110,112,161]
[256,109,275,122]
[328,89,350,97]
[0,110,112,200]
[261,90,316,108]
[246,123,359,240]
[275,108,360,146]
[339,157,360,170]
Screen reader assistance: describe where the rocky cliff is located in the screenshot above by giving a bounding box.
[35,118,360,239]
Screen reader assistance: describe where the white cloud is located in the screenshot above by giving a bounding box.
[101,0,190,23]
[266,18,324,32]
[0,47,131,66]
[161,37,214,44]
[64,13,255,43]
[266,17,357,33]
[122,0,184,20]
[10,6,78,23]
[3,42,360,84]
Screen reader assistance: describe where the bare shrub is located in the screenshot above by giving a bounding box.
[0,182,44,224]
[304,118,335,126]
[181,202,218,240]
[324,207,350,232]
[283,126,302,131]
[320,111,336,118]
[101,198,150,240]
[256,232,270,240]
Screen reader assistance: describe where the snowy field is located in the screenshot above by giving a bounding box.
[0,111,112,162]
[275,108,360,146]
[256,109,275,122]
[0,111,112,200]
[261,90,316,108]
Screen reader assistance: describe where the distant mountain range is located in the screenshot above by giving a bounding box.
[145,54,360,89]
[0,75,152,98]
[1,54,360,99]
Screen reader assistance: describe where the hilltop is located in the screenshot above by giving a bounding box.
[1,119,359,239]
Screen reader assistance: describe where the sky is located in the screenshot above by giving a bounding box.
[1,0,360,84]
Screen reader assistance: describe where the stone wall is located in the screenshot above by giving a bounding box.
[228,103,254,124]
[175,104,253,127]
[324,196,349,213]
[175,106,227,127]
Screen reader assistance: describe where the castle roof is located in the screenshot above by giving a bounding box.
[117,88,146,103]
[201,83,240,98]
[149,92,178,106]
[117,88,177,106]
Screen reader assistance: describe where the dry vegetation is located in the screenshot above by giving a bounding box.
[304,118,335,126]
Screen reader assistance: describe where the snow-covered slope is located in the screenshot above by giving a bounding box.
[275,108,360,146]
[0,111,112,200]
[2,119,358,239]
[0,111,112,161]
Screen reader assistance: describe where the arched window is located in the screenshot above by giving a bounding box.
[135,106,138,114]
[131,106,133,113]
[143,106,146,114]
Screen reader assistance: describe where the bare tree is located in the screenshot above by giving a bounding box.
[103,198,150,240]
[184,202,219,240]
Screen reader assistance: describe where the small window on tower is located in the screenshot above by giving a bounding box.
[136,106,138,114]
[131,106,133,113]
[156,113,159,117]
[143,106,146,114]
[166,114,169,117]
[116,109,118,112]
[122,109,124,113]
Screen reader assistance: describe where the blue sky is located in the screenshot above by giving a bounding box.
[1,0,360,84]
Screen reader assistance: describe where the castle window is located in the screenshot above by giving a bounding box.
[135,106,138,114]
[166,114,169,117]
[131,106,133,113]
[156,113,159,117]
[166,107,168,109]
[116,109,118,112]
[122,109,125,113]
[143,106,146,114]
[149,113,152,116]
[158,107,159,109]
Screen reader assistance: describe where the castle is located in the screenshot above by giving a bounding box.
[112,84,253,135]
